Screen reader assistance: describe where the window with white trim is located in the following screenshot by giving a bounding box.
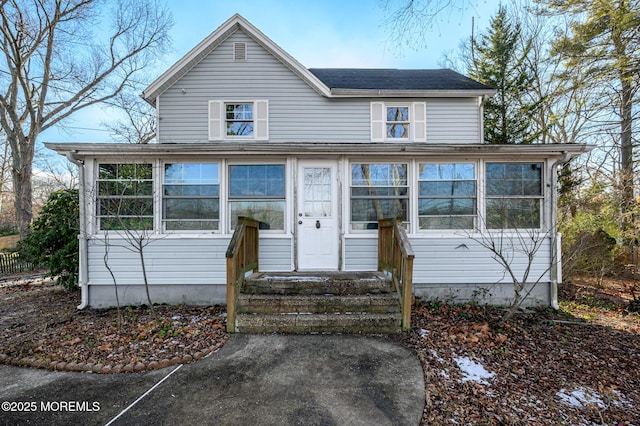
[386,106,409,138]
[163,163,220,231]
[418,163,476,229]
[228,164,285,231]
[351,163,408,230]
[208,100,268,141]
[225,103,253,136]
[370,102,426,142]
[485,163,543,229]
[96,163,153,230]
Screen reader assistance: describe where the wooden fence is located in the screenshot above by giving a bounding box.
[0,252,38,275]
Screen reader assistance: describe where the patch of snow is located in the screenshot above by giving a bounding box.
[453,356,495,385]
[557,387,633,410]
[556,387,605,409]
[419,329,429,337]
[430,350,444,363]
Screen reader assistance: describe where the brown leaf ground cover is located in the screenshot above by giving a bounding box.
[0,274,639,424]
[407,275,640,425]
[0,276,229,372]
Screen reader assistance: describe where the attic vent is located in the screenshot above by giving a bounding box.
[233,42,247,61]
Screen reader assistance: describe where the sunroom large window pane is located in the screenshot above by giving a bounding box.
[418,163,476,230]
[229,164,286,231]
[485,163,543,229]
[351,163,408,230]
[97,163,153,231]
[163,163,219,231]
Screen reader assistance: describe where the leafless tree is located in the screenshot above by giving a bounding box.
[0,0,172,235]
[102,91,156,144]
[465,224,557,324]
[381,0,478,50]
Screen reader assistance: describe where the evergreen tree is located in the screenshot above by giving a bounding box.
[469,6,541,144]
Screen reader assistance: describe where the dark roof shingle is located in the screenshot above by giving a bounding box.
[308,68,492,91]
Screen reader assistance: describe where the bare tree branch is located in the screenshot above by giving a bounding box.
[0,0,172,234]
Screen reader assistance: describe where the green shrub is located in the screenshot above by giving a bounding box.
[18,189,79,289]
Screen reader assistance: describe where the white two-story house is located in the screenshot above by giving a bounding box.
[47,14,589,313]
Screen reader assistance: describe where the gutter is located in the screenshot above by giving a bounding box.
[549,151,572,310]
[66,151,89,309]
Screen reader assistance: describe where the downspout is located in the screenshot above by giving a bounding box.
[550,151,571,310]
[66,151,89,309]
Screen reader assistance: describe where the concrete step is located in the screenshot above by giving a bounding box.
[237,293,400,315]
[243,271,393,295]
[235,312,402,334]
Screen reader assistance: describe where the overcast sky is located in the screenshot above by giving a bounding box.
[40,0,500,146]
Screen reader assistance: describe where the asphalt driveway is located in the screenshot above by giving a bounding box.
[0,334,424,425]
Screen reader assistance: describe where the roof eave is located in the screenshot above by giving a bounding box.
[45,142,593,159]
[329,88,497,98]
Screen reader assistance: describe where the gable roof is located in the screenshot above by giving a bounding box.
[143,14,495,104]
[143,14,332,104]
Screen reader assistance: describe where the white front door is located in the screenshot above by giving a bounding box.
[297,160,339,270]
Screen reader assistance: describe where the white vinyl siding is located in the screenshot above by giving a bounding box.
[160,32,483,145]
[87,238,228,285]
[343,235,552,284]
[425,98,481,144]
[87,236,292,284]
[161,31,368,144]
[85,236,292,307]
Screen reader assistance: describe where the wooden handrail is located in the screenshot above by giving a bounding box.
[378,218,414,331]
[225,216,260,333]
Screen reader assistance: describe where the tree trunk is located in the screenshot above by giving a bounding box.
[620,75,634,215]
[8,132,34,237]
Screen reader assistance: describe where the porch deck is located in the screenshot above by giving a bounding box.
[234,271,402,334]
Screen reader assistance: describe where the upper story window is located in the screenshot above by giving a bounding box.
[163,163,220,231]
[418,163,476,230]
[371,102,426,142]
[386,106,410,139]
[485,163,543,229]
[225,103,254,136]
[208,100,268,141]
[96,163,154,231]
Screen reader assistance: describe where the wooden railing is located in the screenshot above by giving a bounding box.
[225,217,259,333]
[378,218,414,331]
